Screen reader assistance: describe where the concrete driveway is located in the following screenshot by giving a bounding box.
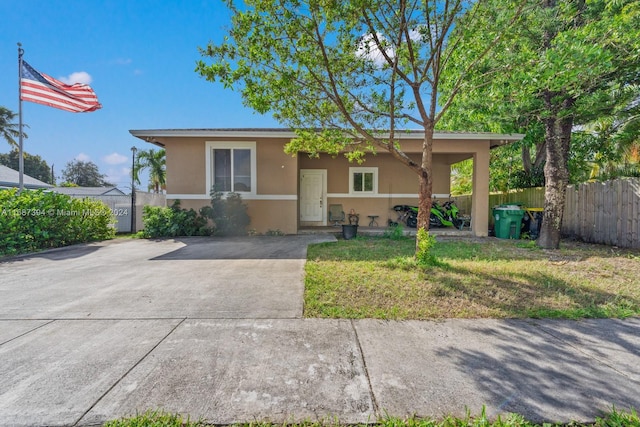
[0,235,335,320]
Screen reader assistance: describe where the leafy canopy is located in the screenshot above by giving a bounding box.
[440,0,640,168]
[61,159,114,187]
[196,0,523,162]
[0,149,53,184]
[439,0,640,248]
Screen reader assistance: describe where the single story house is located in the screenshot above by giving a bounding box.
[129,128,523,236]
[0,164,53,190]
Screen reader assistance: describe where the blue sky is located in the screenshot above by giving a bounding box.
[0,0,279,190]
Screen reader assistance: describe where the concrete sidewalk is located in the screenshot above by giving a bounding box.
[1,238,639,426]
[2,318,639,426]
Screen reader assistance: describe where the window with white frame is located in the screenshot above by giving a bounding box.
[206,142,256,194]
[349,167,378,194]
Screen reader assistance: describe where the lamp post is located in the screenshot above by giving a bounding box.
[131,146,137,234]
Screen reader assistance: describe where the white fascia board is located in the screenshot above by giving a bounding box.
[129,129,524,142]
[130,129,298,139]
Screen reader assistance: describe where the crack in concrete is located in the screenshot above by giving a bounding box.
[73,318,187,426]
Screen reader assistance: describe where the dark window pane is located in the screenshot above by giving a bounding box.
[233,149,251,191]
[364,172,373,191]
[354,172,363,192]
[214,149,231,192]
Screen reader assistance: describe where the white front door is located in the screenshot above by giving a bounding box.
[300,169,326,222]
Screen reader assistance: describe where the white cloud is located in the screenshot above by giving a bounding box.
[59,71,93,85]
[103,152,128,165]
[105,166,132,189]
[408,25,432,42]
[356,33,394,67]
[356,26,433,68]
[75,153,91,162]
[110,58,142,76]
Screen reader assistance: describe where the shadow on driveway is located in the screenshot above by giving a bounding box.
[150,235,336,260]
[1,244,102,263]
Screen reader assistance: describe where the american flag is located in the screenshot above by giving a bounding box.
[20,60,102,113]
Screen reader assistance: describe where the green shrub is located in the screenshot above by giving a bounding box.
[416,228,439,267]
[0,188,115,256]
[206,191,251,236]
[141,201,212,238]
[141,205,173,238]
[383,223,405,240]
[140,192,251,239]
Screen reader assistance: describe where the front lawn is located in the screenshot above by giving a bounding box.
[304,236,640,319]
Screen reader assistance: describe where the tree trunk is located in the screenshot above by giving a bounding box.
[521,141,546,174]
[533,140,547,170]
[522,144,533,175]
[538,95,573,249]
[416,129,434,251]
[417,167,433,229]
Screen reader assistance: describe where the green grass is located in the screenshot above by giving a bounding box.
[304,236,640,319]
[104,407,640,427]
[103,410,204,427]
[114,233,138,239]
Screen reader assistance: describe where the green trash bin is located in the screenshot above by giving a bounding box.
[493,205,525,239]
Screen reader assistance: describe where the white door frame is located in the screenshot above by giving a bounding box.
[300,169,327,225]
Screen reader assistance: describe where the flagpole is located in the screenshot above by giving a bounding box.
[17,43,24,193]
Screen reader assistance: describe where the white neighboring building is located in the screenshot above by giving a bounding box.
[0,165,53,190]
[52,187,126,197]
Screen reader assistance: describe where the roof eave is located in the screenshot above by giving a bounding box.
[0,181,53,189]
[130,128,524,143]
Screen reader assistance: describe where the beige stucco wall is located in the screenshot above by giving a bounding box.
[162,137,297,197]
[168,198,298,235]
[161,137,298,234]
[245,200,298,234]
[299,152,452,195]
[472,145,490,236]
[165,138,206,194]
[256,139,298,195]
[299,151,455,227]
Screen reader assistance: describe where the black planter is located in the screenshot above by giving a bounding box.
[342,224,358,240]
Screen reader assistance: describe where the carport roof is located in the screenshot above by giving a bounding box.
[129,128,524,149]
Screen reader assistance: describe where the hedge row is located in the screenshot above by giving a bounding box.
[0,188,116,256]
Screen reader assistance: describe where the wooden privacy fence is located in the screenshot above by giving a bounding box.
[562,178,640,249]
[453,187,545,225]
[452,178,640,248]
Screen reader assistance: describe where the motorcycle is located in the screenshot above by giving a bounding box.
[390,200,461,229]
[430,200,462,228]
[389,204,418,228]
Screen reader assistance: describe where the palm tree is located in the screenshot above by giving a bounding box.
[0,106,24,148]
[133,148,166,193]
[583,100,640,180]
